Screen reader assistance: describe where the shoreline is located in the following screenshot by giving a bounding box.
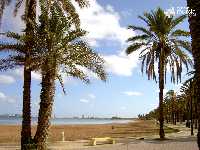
[0,118,133,126]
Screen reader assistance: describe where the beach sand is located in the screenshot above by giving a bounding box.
[0,120,161,143]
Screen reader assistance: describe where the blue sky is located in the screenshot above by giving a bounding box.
[0,0,191,118]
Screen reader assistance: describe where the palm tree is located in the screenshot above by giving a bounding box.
[30,3,106,149]
[1,0,89,149]
[176,94,186,124]
[187,0,200,148]
[21,0,37,148]
[180,73,196,135]
[1,0,37,148]
[0,0,37,148]
[164,90,177,124]
[126,8,192,139]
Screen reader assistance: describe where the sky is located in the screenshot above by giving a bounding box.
[0,0,191,118]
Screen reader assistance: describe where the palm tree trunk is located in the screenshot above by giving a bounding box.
[195,100,198,129]
[186,101,190,128]
[158,53,165,139]
[21,0,36,149]
[191,96,194,135]
[177,112,179,123]
[187,0,200,148]
[34,64,56,150]
[21,66,32,149]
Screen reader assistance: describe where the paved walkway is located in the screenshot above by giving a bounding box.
[0,137,198,150]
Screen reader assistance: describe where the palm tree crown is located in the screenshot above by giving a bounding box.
[126,8,192,82]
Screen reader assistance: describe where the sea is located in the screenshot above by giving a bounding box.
[0,118,132,125]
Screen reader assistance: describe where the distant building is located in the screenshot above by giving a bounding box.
[0,114,22,118]
[82,115,85,119]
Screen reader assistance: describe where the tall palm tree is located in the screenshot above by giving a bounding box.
[187,0,200,148]
[21,0,37,148]
[1,0,89,149]
[0,0,37,148]
[31,3,106,149]
[126,8,192,139]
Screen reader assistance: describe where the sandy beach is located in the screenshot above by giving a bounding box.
[0,120,165,143]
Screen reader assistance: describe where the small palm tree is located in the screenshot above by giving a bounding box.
[126,8,192,139]
[31,3,106,149]
[164,90,177,124]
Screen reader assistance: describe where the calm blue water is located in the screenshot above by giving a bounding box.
[0,118,132,125]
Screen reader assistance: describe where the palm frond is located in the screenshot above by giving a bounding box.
[65,65,90,84]
[128,25,152,36]
[57,74,66,94]
[62,29,86,44]
[127,34,150,42]
[172,39,192,52]
[0,43,26,54]
[60,0,81,28]
[67,41,106,81]
[171,29,190,37]
[74,0,89,8]
[0,55,24,71]
[13,0,24,16]
[126,43,144,54]
[1,31,22,40]
[171,15,187,29]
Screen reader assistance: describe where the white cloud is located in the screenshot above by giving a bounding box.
[88,94,96,99]
[0,92,16,103]
[123,91,143,96]
[0,92,6,99]
[103,51,139,76]
[76,0,135,47]
[0,75,15,84]
[31,71,41,80]
[80,98,90,103]
[79,94,95,104]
